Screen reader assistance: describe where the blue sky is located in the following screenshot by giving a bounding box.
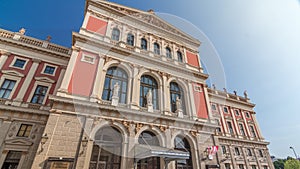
[1,0,300,158]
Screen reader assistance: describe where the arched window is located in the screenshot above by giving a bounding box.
[111,28,120,41]
[166,47,172,58]
[174,136,193,169]
[140,75,159,110]
[141,38,147,50]
[177,51,183,62]
[137,131,160,169]
[102,67,128,104]
[138,131,159,146]
[153,43,160,55]
[90,127,122,169]
[170,82,185,113]
[127,33,134,46]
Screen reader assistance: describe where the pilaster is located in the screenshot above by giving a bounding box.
[230,108,240,136]
[58,46,80,94]
[90,55,106,101]
[13,58,41,104]
[0,50,10,70]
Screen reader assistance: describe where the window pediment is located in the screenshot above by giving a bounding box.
[1,70,25,77]
[34,76,55,84]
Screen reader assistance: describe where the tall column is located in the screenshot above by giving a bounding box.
[188,82,197,119]
[203,86,214,121]
[130,65,140,110]
[53,66,66,94]
[218,105,228,134]
[13,58,40,104]
[229,108,240,136]
[162,73,170,114]
[90,55,106,101]
[253,148,262,169]
[0,50,10,70]
[241,111,251,138]
[58,46,80,94]
[228,145,237,169]
[241,146,250,169]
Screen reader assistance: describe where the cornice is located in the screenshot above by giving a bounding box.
[73,32,209,82]
[208,92,255,108]
[0,30,70,61]
[216,135,270,146]
[49,94,218,130]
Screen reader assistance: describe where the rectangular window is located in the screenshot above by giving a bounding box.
[13,59,26,68]
[251,165,257,169]
[17,124,32,137]
[250,125,257,138]
[263,166,268,169]
[31,85,48,104]
[235,109,240,116]
[245,112,250,118]
[235,147,240,156]
[247,148,252,156]
[227,121,234,134]
[3,151,22,169]
[239,123,246,136]
[211,104,217,111]
[223,107,229,113]
[44,65,55,75]
[222,145,227,154]
[238,164,244,169]
[225,163,231,169]
[0,79,16,99]
[259,149,264,157]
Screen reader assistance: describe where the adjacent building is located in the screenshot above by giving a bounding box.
[0,0,274,169]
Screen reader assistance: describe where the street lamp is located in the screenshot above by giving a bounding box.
[289,146,298,159]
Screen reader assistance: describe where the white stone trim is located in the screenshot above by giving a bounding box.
[41,63,58,76]
[9,56,29,70]
[81,53,96,64]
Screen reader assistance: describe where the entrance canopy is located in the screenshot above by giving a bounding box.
[134,144,190,162]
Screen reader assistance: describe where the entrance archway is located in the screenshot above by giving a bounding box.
[174,136,193,169]
[89,126,122,169]
[137,131,160,169]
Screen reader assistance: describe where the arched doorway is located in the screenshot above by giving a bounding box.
[174,136,193,169]
[89,126,122,169]
[137,131,160,169]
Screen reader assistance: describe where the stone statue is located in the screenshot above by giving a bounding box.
[113,82,120,97]
[176,96,182,110]
[19,28,26,35]
[212,84,216,90]
[146,89,152,105]
[244,90,248,98]
[223,88,227,93]
[233,90,237,96]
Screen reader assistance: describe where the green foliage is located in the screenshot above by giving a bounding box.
[284,159,300,169]
[274,159,285,169]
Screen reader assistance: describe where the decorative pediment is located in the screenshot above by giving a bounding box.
[35,76,55,83]
[5,138,33,146]
[1,70,25,77]
[96,1,199,43]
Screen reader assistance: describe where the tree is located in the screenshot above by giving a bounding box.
[274,159,285,169]
[284,159,300,169]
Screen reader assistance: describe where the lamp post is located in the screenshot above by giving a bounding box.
[289,146,298,159]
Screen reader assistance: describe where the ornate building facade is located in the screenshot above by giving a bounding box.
[0,0,274,169]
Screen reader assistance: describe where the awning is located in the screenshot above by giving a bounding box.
[134,144,190,162]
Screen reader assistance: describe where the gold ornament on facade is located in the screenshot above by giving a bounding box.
[190,131,197,137]
[135,123,143,133]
